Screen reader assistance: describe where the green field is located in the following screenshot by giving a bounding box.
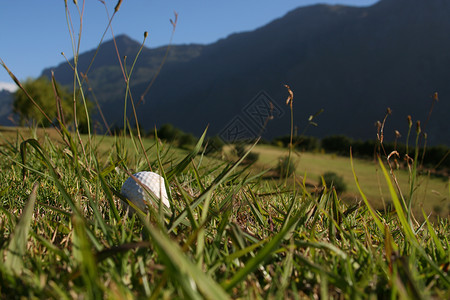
[1,120,449,299]
[3,126,449,220]
[249,145,450,218]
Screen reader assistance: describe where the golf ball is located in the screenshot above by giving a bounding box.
[121,171,170,211]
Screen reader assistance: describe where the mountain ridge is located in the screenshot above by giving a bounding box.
[39,0,450,145]
[0,90,14,125]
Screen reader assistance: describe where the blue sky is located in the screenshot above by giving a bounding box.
[0,0,379,91]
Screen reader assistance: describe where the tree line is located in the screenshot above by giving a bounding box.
[273,134,450,172]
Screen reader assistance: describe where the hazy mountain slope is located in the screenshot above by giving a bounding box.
[42,35,204,128]
[0,90,14,125]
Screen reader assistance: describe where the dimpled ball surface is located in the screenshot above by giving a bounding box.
[121,171,170,211]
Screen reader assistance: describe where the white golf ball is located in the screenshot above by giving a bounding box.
[121,171,170,211]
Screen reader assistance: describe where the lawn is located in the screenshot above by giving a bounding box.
[1,126,449,299]
[229,144,450,219]
[3,126,448,219]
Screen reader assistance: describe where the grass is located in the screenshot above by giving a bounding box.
[6,128,448,219]
[1,1,449,298]
[249,144,450,219]
[0,127,449,299]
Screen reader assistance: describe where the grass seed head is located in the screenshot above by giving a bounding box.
[114,0,123,12]
[284,84,294,107]
[433,92,439,102]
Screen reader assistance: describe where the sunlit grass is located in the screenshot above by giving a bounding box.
[1,128,449,298]
[250,144,449,218]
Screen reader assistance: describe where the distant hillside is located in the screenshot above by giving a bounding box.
[0,90,14,125]
[43,0,450,145]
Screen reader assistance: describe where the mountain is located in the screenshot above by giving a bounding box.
[42,0,450,145]
[0,90,14,125]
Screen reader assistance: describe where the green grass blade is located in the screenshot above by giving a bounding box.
[221,208,303,291]
[5,182,38,274]
[20,139,81,216]
[224,238,267,263]
[245,190,266,227]
[378,160,450,287]
[98,173,121,222]
[140,217,230,300]
[72,214,102,299]
[173,178,199,229]
[422,210,446,259]
[78,172,110,242]
[169,139,260,232]
[190,159,206,193]
[350,151,384,232]
[378,157,417,243]
[295,240,348,260]
[166,127,208,181]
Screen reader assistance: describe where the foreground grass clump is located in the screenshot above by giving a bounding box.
[0,130,449,299]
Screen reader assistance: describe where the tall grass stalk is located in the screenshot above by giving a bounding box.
[284,84,294,185]
[64,0,93,164]
[122,33,152,169]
